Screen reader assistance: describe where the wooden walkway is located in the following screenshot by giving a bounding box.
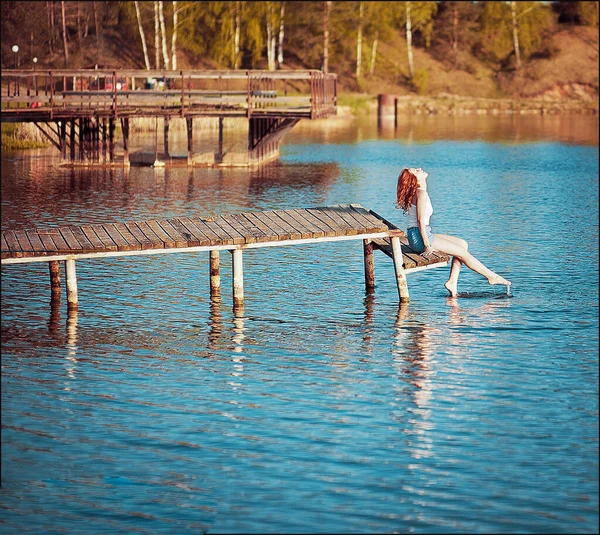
[1,204,449,308]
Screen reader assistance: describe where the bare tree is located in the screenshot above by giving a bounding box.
[61,0,69,67]
[266,2,276,71]
[93,1,101,57]
[154,1,160,68]
[405,1,415,79]
[277,1,285,67]
[76,2,82,51]
[323,1,331,73]
[135,1,151,69]
[171,0,178,70]
[356,1,364,79]
[158,1,170,69]
[369,30,379,76]
[510,0,521,69]
[234,1,241,69]
[47,1,55,54]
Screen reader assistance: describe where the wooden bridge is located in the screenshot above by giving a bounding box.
[1,205,449,311]
[1,68,337,166]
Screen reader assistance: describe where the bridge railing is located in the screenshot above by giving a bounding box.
[1,69,337,119]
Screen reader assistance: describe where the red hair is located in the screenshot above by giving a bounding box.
[396,168,419,213]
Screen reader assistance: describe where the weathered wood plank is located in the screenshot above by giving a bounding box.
[156,220,189,248]
[312,207,358,235]
[14,230,36,255]
[303,208,341,237]
[25,231,46,254]
[220,214,257,244]
[249,211,291,241]
[113,223,144,250]
[102,223,137,251]
[211,216,246,245]
[36,232,59,253]
[1,233,10,254]
[47,229,70,251]
[229,213,271,243]
[177,217,213,246]
[3,231,23,258]
[186,217,230,245]
[168,218,202,247]
[272,209,314,239]
[58,227,84,251]
[318,205,366,233]
[125,221,156,250]
[338,204,387,233]
[80,225,105,250]
[260,211,302,240]
[289,209,328,238]
[240,212,280,241]
[135,221,167,248]
[146,220,177,248]
[69,226,97,252]
[88,225,118,251]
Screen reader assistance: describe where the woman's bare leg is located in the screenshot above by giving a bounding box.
[434,234,467,296]
[431,235,511,293]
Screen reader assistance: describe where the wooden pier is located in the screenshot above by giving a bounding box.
[1,205,449,310]
[1,68,337,167]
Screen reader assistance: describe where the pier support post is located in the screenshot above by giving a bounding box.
[101,118,107,163]
[391,236,410,303]
[59,121,67,161]
[186,117,193,166]
[210,250,220,297]
[69,119,76,162]
[217,118,224,163]
[163,117,170,160]
[121,117,130,166]
[49,260,61,301]
[231,249,244,307]
[363,239,375,292]
[108,118,115,163]
[65,258,78,309]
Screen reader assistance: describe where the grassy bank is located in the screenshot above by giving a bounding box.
[1,123,48,150]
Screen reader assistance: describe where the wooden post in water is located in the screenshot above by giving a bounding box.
[232,249,244,307]
[210,250,220,297]
[390,236,410,303]
[69,119,76,162]
[163,116,170,160]
[186,117,193,166]
[49,260,61,301]
[121,117,130,166]
[108,118,115,163]
[65,258,78,308]
[363,239,375,292]
[59,121,67,161]
[217,118,224,163]
[101,118,107,163]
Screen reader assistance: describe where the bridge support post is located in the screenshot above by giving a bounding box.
[363,239,375,292]
[65,258,78,309]
[186,117,193,166]
[391,236,410,303]
[59,121,67,161]
[163,117,169,160]
[210,250,220,297]
[79,118,85,163]
[232,249,244,307]
[49,261,61,301]
[121,117,130,166]
[217,118,224,164]
[69,119,76,162]
[101,118,107,163]
[109,118,115,163]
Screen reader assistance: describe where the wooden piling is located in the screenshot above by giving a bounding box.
[59,121,67,161]
[121,117,130,166]
[217,118,224,163]
[163,116,170,159]
[108,118,115,163]
[232,249,244,307]
[69,118,76,161]
[49,260,61,300]
[390,236,410,303]
[65,258,78,308]
[210,250,220,297]
[101,118,107,163]
[186,117,193,166]
[363,239,375,291]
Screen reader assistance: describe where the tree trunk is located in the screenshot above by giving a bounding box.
[47,1,55,54]
[510,1,521,69]
[356,1,363,79]
[135,1,151,69]
[266,3,274,71]
[323,1,331,73]
[369,31,378,76]
[93,1,100,57]
[171,0,178,70]
[234,1,241,68]
[154,1,161,68]
[159,0,170,69]
[277,1,285,66]
[452,1,458,67]
[405,1,414,79]
[76,2,82,51]
[61,0,69,68]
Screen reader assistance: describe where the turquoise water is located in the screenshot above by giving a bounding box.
[1,115,598,533]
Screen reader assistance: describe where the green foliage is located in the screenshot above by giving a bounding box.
[412,67,429,94]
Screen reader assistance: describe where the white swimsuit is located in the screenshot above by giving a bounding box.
[407,188,433,228]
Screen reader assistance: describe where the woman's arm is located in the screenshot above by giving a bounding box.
[416,190,433,257]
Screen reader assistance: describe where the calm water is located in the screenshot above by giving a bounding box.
[1,114,598,533]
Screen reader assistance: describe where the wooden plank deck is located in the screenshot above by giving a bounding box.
[1,204,450,307]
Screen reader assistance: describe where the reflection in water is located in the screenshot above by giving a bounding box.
[361,292,376,355]
[48,299,61,334]
[65,308,78,382]
[208,296,223,350]
[231,305,245,354]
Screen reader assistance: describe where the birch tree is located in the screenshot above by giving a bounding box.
[278,1,285,66]
[159,1,170,69]
[234,1,241,68]
[405,1,414,78]
[135,1,151,70]
[356,1,364,79]
[171,0,179,70]
[323,1,331,73]
[154,1,160,68]
[266,2,276,70]
[61,0,68,67]
[510,1,521,69]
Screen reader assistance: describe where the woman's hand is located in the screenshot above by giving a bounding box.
[422,245,434,259]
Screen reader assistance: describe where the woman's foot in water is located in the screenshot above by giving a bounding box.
[444,280,458,297]
[488,275,511,292]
